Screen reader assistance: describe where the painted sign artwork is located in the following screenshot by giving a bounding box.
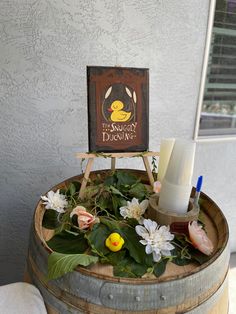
[87,66,149,152]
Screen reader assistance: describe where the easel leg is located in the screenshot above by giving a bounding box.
[79,158,94,199]
[111,157,116,170]
[142,156,154,187]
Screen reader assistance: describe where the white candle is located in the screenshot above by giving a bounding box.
[165,140,196,186]
[158,139,196,214]
[157,138,175,183]
[158,179,192,214]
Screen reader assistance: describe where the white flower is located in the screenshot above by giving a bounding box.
[120,198,148,223]
[135,219,175,262]
[41,189,68,213]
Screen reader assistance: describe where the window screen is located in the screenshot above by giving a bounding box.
[199,0,236,136]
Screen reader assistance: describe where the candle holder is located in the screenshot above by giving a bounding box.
[147,194,199,226]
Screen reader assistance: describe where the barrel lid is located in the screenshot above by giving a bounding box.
[34,169,229,283]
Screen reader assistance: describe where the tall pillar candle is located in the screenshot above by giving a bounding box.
[158,140,196,214]
[157,138,175,183]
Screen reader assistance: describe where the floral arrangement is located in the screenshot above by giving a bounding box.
[41,170,213,280]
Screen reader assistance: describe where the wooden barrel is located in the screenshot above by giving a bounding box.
[27,169,229,314]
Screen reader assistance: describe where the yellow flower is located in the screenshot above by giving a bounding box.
[105,233,125,252]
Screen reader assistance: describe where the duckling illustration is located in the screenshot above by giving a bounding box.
[105,232,125,252]
[108,100,131,122]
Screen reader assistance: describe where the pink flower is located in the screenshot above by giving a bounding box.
[153,181,161,193]
[70,206,96,230]
[188,221,214,256]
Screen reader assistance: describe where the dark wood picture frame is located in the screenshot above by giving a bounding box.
[87,66,149,152]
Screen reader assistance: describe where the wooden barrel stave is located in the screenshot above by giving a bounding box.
[27,170,229,314]
[28,226,229,312]
[186,275,228,314]
[27,257,229,314]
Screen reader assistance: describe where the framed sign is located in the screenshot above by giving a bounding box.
[87,66,149,152]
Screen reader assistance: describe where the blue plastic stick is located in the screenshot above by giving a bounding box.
[194,175,203,205]
[196,175,203,192]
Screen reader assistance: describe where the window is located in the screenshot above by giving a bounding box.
[195,0,236,139]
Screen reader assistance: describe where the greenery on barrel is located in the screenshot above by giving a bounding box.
[41,170,213,280]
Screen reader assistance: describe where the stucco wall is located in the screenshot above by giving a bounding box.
[0,0,235,285]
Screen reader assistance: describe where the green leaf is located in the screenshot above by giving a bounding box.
[119,198,128,207]
[97,193,112,210]
[99,217,120,231]
[48,252,98,280]
[111,195,123,217]
[120,225,147,264]
[144,252,155,267]
[109,186,126,198]
[116,171,138,187]
[189,249,212,265]
[85,223,110,255]
[113,257,147,278]
[47,231,88,254]
[97,195,111,210]
[60,188,66,195]
[66,181,81,197]
[42,210,62,229]
[171,258,192,266]
[171,247,192,266]
[69,183,76,195]
[128,182,147,199]
[126,218,139,228]
[72,181,81,191]
[100,251,126,265]
[83,185,100,199]
[104,174,117,186]
[153,259,168,277]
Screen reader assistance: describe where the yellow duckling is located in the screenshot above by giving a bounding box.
[108,100,131,122]
[105,232,125,252]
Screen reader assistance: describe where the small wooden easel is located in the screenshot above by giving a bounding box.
[76,152,159,199]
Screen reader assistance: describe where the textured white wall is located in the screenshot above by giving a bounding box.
[0,0,235,284]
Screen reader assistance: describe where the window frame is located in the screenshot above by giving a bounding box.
[194,0,236,142]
